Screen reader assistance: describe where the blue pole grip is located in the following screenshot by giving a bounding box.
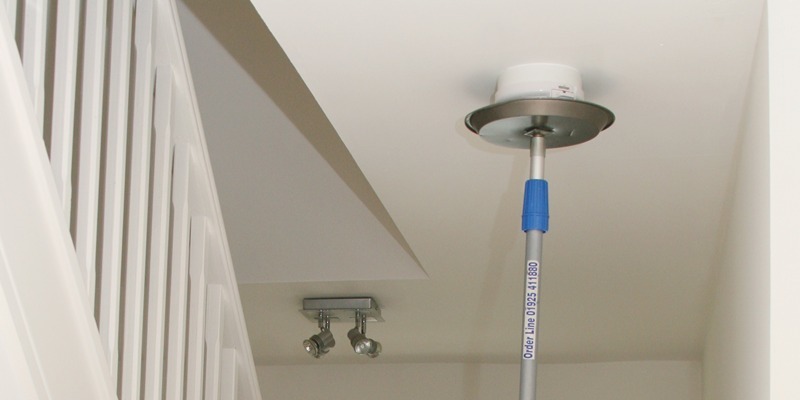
[522,179,549,232]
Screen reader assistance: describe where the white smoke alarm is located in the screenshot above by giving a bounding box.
[493,63,584,103]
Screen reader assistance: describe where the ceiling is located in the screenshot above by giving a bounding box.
[177,0,765,365]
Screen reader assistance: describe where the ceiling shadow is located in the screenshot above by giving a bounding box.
[179,0,421,269]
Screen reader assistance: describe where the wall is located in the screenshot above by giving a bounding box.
[257,361,701,400]
[701,4,771,400]
[767,0,800,398]
[704,1,800,398]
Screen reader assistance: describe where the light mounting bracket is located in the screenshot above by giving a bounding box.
[300,297,383,323]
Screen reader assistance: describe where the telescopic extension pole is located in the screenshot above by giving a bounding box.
[519,134,547,400]
[463,67,615,400]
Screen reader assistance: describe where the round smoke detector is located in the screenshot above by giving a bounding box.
[494,63,585,102]
[465,63,615,149]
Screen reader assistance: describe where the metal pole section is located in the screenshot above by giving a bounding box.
[530,135,545,179]
[519,135,546,400]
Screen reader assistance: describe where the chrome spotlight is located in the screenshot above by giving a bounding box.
[348,312,381,358]
[300,297,384,358]
[303,312,335,358]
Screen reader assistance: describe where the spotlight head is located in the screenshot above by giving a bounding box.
[363,339,381,358]
[303,329,335,358]
[348,326,382,358]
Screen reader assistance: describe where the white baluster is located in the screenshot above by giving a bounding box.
[204,284,225,400]
[4,0,18,41]
[164,145,192,400]
[74,0,107,306]
[220,348,239,400]
[143,66,174,400]
[120,0,155,397]
[21,0,47,127]
[97,0,134,386]
[48,0,79,220]
[185,217,208,400]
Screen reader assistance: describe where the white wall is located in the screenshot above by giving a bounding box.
[258,361,701,400]
[767,0,800,398]
[701,4,771,400]
[704,1,800,399]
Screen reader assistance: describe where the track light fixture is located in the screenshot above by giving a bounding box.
[303,311,335,358]
[347,311,382,358]
[301,297,383,358]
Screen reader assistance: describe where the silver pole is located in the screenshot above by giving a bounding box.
[530,134,545,179]
[520,135,546,400]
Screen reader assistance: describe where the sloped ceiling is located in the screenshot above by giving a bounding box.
[178,0,765,364]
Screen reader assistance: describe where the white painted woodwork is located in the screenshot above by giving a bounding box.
[204,284,225,400]
[3,0,17,41]
[143,66,174,400]
[166,3,263,396]
[0,8,116,396]
[21,0,47,127]
[74,0,108,305]
[185,217,208,400]
[0,252,47,400]
[97,0,135,385]
[220,348,239,399]
[1,0,262,398]
[164,145,192,400]
[119,0,155,397]
[48,0,80,220]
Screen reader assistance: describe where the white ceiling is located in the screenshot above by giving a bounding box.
[178,0,765,365]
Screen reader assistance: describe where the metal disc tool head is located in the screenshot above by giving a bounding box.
[465,98,615,149]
